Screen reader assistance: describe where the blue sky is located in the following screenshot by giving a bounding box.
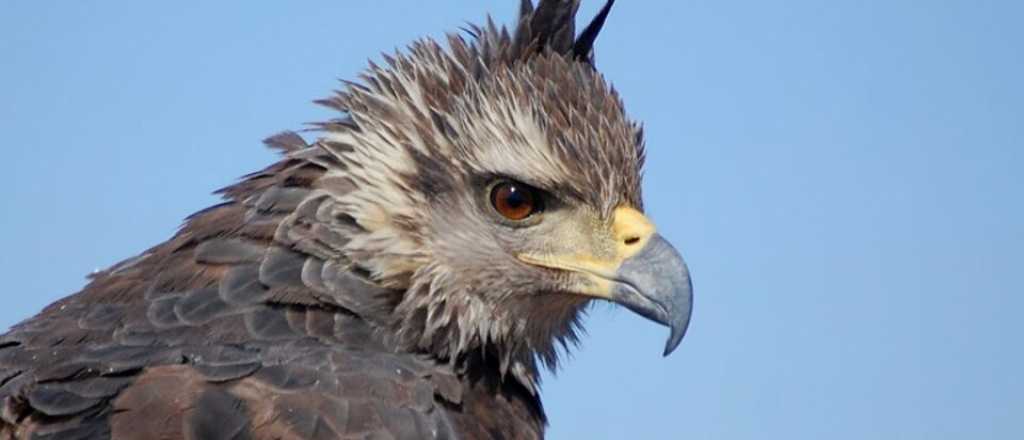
[2,1,1021,438]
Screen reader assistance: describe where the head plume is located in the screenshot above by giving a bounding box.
[509,0,616,64]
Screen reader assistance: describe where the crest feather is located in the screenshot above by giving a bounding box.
[514,0,616,64]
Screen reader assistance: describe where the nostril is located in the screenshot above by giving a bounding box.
[624,236,641,246]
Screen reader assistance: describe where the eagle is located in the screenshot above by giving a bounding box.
[0,1,692,438]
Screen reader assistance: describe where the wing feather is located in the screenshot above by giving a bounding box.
[0,128,553,439]
[0,138,465,438]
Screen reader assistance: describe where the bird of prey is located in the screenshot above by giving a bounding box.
[0,0,692,438]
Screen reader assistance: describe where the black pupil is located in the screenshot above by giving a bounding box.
[504,184,528,208]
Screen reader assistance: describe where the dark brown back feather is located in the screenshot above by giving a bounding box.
[0,133,544,439]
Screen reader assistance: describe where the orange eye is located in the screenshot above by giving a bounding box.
[490,181,540,221]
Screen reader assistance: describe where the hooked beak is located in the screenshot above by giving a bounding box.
[518,207,693,355]
[609,233,692,355]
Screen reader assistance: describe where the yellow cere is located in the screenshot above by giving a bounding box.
[517,206,657,299]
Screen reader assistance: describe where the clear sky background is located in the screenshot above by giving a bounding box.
[2,1,1021,439]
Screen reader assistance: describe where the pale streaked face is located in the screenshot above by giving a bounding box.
[305,9,691,388]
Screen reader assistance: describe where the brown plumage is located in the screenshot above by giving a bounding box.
[0,1,692,439]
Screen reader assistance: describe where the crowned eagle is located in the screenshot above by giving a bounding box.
[0,1,692,438]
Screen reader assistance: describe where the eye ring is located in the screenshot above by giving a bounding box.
[490,180,542,221]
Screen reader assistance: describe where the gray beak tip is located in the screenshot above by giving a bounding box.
[662,268,693,357]
[662,294,692,356]
[663,324,686,357]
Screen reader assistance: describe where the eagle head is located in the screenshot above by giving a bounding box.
[303,0,691,390]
